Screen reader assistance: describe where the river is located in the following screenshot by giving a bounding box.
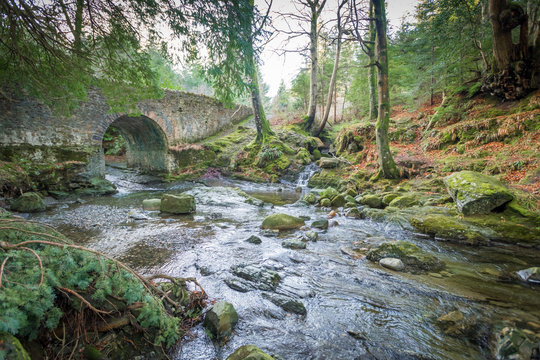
[28,165,540,360]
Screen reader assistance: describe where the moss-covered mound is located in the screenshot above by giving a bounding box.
[0,216,206,359]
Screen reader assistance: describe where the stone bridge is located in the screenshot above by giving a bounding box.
[0,88,252,177]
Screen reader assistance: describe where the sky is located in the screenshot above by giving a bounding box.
[259,0,420,97]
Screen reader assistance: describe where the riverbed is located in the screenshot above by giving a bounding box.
[28,166,540,360]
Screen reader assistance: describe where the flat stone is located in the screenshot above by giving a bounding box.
[160,194,196,214]
[379,257,405,271]
[262,293,307,315]
[319,158,340,168]
[282,239,306,249]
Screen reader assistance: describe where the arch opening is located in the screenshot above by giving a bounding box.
[102,115,169,172]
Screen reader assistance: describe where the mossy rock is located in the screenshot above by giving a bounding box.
[359,194,383,209]
[331,194,347,207]
[226,345,274,360]
[203,301,238,343]
[319,158,341,169]
[319,187,339,200]
[308,170,341,188]
[296,149,311,165]
[409,214,489,245]
[10,192,45,213]
[160,194,196,214]
[261,213,304,230]
[282,239,306,249]
[87,177,117,195]
[312,219,329,229]
[382,193,399,206]
[344,195,356,204]
[0,333,30,360]
[344,188,357,197]
[312,149,322,161]
[319,198,331,207]
[366,241,445,272]
[443,171,514,215]
[302,192,318,205]
[388,194,421,209]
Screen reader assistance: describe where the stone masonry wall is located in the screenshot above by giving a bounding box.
[0,88,252,175]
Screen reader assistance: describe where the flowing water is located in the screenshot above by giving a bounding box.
[28,166,540,360]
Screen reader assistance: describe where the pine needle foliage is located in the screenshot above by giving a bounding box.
[0,217,182,351]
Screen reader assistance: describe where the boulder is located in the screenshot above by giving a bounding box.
[330,194,347,207]
[312,219,329,230]
[302,192,318,204]
[160,194,196,214]
[319,158,340,169]
[282,239,306,249]
[10,192,45,213]
[203,301,238,343]
[0,333,30,360]
[367,241,445,272]
[261,213,305,230]
[245,235,262,245]
[319,198,331,207]
[262,293,307,315]
[444,171,514,215]
[359,194,383,209]
[87,177,117,195]
[344,195,356,204]
[226,345,274,360]
[379,258,404,271]
[382,193,399,206]
[142,198,161,211]
[345,207,362,218]
[345,188,357,197]
[319,187,339,200]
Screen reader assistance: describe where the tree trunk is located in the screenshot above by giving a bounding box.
[368,1,377,121]
[484,0,534,100]
[314,28,342,136]
[305,0,325,130]
[372,0,399,179]
[248,0,273,143]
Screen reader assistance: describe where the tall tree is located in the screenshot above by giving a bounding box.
[304,0,327,131]
[372,0,399,179]
[314,0,347,136]
[484,0,539,100]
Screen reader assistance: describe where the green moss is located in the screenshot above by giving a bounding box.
[308,170,342,188]
[226,345,274,360]
[409,214,488,245]
[261,213,305,230]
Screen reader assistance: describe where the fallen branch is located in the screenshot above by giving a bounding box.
[58,287,112,315]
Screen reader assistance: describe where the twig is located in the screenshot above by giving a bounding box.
[0,255,11,288]
[20,246,44,287]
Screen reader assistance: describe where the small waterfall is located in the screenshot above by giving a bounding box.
[296,163,320,189]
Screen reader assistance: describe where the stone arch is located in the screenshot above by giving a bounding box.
[103,115,169,172]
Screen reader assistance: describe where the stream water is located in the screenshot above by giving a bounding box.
[28,166,540,360]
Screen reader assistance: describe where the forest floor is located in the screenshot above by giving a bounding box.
[272,90,540,209]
